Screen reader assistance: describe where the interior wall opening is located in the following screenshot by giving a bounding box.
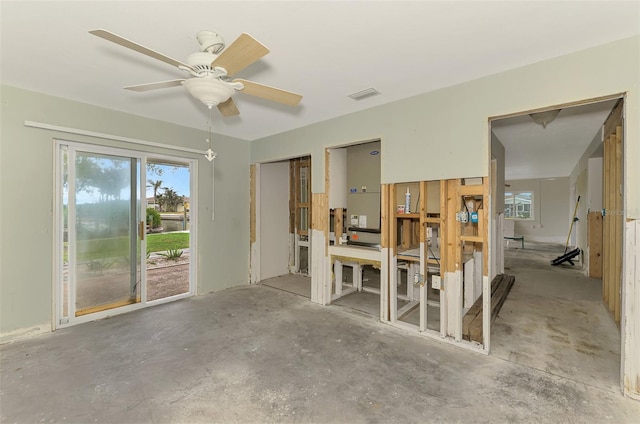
[255,156,312,299]
[489,97,624,392]
[327,140,384,319]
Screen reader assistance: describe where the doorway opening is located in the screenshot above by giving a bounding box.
[489,97,624,391]
[254,156,312,299]
[55,141,196,327]
[327,140,384,319]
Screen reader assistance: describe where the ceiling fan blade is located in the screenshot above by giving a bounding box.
[124,79,185,92]
[234,79,302,106]
[211,33,269,76]
[217,98,240,117]
[89,29,194,71]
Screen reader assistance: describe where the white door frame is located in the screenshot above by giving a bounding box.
[53,140,197,329]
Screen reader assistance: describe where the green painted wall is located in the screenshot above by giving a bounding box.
[0,86,250,335]
[251,36,639,224]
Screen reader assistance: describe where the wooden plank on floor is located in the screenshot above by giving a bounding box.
[463,274,514,342]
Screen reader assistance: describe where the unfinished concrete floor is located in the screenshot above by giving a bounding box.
[2,283,639,423]
[261,274,311,298]
[493,241,622,394]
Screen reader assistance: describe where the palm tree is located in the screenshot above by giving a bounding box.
[147,179,163,207]
[161,187,182,212]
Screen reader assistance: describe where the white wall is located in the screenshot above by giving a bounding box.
[569,128,605,268]
[328,148,347,209]
[491,132,506,277]
[0,85,251,336]
[259,161,291,279]
[505,178,570,243]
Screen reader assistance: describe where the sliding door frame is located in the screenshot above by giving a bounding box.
[53,140,198,329]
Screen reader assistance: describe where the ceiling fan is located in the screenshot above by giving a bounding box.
[89,29,302,117]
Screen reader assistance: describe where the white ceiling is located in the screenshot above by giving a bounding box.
[492,100,617,180]
[1,1,638,177]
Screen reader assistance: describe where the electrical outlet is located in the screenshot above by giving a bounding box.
[432,275,441,290]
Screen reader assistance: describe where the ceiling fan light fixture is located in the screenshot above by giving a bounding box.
[183,78,235,108]
[529,109,561,128]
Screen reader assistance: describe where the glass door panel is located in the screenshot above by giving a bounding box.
[73,151,141,316]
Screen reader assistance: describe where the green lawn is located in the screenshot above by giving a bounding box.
[146,232,190,253]
[67,232,190,262]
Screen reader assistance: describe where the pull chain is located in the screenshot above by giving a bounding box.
[204,107,217,162]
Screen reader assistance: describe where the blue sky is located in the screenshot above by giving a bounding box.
[146,164,190,198]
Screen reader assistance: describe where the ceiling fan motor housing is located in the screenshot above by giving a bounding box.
[186,52,227,77]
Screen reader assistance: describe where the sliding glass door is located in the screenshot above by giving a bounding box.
[56,142,195,326]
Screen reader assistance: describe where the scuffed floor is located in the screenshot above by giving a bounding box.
[492,241,621,393]
[2,282,638,423]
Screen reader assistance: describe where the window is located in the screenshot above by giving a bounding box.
[505,191,533,219]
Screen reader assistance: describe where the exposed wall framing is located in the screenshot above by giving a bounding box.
[602,100,623,325]
[385,177,492,351]
[289,156,312,274]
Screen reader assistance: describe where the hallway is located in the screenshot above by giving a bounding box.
[492,241,620,393]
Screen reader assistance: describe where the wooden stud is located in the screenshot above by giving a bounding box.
[380,183,390,321]
[482,176,489,278]
[608,133,616,313]
[444,179,462,273]
[381,184,389,249]
[588,211,603,278]
[402,217,412,249]
[389,184,398,254]
[439,180,448,337]
[289,159,296,234]
[614,125,623,324]
[603,134,611,305]
[459,185,484,196]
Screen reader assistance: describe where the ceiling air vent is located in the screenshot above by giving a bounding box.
[348,87,381,101]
